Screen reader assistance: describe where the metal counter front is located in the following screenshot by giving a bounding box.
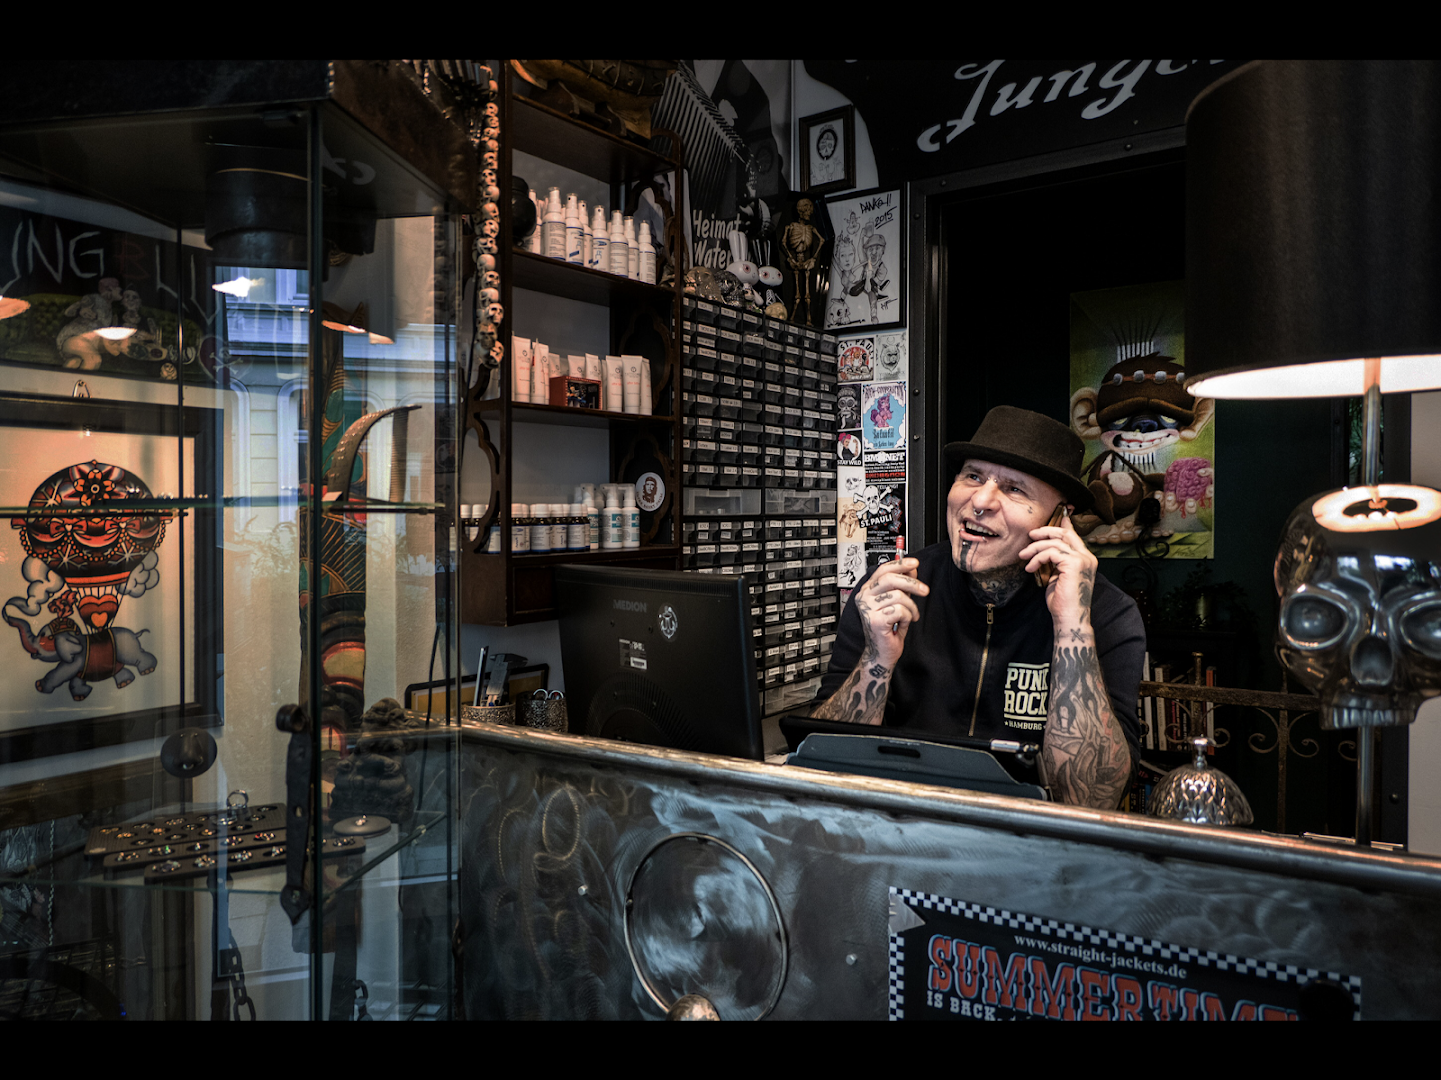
[458,724,1441,1021]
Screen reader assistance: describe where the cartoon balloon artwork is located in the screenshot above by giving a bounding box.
[4,461,171,700]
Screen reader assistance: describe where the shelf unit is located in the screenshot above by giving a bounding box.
[678,298,841,714]
[461,73,685,624]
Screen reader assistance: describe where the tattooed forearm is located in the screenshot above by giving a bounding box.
[813,659,893,725]
[818,560,924,725]
[1042,639,1131,808]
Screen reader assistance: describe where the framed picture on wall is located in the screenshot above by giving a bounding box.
[799,106,856,196]
[1068,280,1215,559]
[824,187,905,332]
[0,393,222,764]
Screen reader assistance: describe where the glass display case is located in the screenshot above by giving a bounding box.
[0,62,470,1019]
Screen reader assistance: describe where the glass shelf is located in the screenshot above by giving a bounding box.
[0,498,447,515]
[3,808,449,899]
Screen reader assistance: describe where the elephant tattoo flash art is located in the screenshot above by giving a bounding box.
[4,461,171,701]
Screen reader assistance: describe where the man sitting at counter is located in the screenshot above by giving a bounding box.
[813,406,1145,809]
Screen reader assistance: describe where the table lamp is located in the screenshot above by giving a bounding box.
[1186,60,1441,843]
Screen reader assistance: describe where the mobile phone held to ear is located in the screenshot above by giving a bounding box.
[1034,503,1069,589]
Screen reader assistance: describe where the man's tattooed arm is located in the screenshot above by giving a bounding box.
[1021,516,1129,806]
[1042,624,1132,809]
[812,570,920,725]
[811,648,894,725]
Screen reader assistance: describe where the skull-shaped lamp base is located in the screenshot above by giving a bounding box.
[1275,484,1441,730]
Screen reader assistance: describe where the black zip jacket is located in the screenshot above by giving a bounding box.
[816,543,1146,759]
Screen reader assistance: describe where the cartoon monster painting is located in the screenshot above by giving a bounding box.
[1069,280,1215,557]
[3,461,170,700]
[1070,355,1214,546]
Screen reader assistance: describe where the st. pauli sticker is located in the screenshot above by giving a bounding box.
[858,481,904,540]
[887,888,1360,1021]
[860,478,906,570]
[861,381,906,452]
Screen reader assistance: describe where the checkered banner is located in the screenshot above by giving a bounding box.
[887,887,1361,1021]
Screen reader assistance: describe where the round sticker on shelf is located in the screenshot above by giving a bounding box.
[636,472,665,512]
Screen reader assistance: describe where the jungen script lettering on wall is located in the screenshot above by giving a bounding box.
[915,60,1227,152]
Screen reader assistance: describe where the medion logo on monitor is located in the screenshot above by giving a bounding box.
[613,599,648,613]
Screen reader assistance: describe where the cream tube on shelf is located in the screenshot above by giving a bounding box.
[512,335,532,403]
[637,355,652,415]
[622,355,642,414]
[605,355,623,413]
[530,342,549,402]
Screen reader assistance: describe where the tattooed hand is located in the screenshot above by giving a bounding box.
[812,557,929,725]
[852,557,929,669]
[1018,511,1097,628]
[1018,516,1131,806]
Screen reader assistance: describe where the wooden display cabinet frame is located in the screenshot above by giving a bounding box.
[461,65,687,624]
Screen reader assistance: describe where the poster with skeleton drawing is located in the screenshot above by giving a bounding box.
[824,188,904,331]
[1069,281,1215,559]
[861,480,906,566]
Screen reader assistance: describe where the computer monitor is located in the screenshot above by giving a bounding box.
[555,565,763,760]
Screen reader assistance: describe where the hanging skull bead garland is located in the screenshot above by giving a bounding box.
[1275,487,1441,728]
[468,63,503,368]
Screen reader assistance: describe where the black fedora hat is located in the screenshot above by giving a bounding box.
[943,406,1093,511]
